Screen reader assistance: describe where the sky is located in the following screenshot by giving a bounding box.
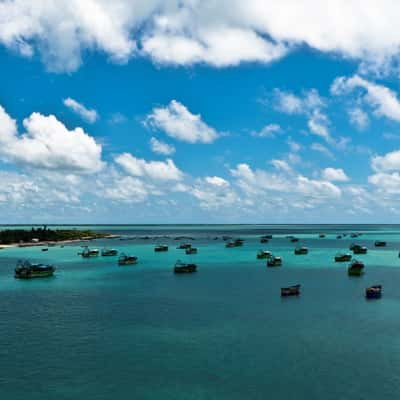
[2,1,400,223]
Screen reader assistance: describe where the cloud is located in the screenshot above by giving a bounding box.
[114,153,183,181]
[307,110,332,142]
[273,89,325,115]
[0,105,103,173]
[5,2,400,72]
[191,176,238,209]
[310,143,335,159]
[322,167,349,182]
[331,75,400,121]
[371,149,400,172]
[146,100,219,143]
[63,98,98,123]
[230,163,341,200]
[251,123,281,138]
[149,137,176,155]
[348,108,369,130]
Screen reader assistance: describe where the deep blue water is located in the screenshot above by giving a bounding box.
[1,225,400,399]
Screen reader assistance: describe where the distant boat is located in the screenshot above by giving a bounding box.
[177,243,192,249]
[348,260,365,276]
[154,244,168,252]
[365,285,382,299]
[260,238,269,243]
[118,253,138,266]
[350,233,358,238]
[281,284,301,297]
[257,250,272,259]
[267,256,282,267]
[185,247,198,255]
[374,241,387,247]
[174,260,197,273]
[294,247,308,255]
[101,248,118,256]
[41,248,49,252]
[261,235,273,240]
[290,237,300,243]
[81,246,99,258]
[225,238,244,248]
[350,244,367,254]
[336,235,342,239]
[334,253,352,262]
[15,260,55,279]
[319,234,326,238]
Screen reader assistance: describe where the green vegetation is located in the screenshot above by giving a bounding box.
[0,226,109,244]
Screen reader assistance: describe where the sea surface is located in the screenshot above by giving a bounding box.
[2,224,400,399]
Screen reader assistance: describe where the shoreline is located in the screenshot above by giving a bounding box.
[0,234,119,249]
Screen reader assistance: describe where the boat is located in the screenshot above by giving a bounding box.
[101,248,118,256]
[41,248,49,252]
[177,243,192,249]
[174,259,197,273]
[348,260,365,276]
[294,247,308,255]
[15,260,55,279]
[260,238,269,243]
[374,241,387,247]
[225,238,244,248]
[257,250,272,259]
[185,247,198,255]
[261,235,273,240]
[281,284,301,297]
[352,245,368,255]
[267,256,282,267]
[336,235,342,239]
[290,237,299,243]
[155,244,168,252]
[118,253,138,266]
[319,234,326,238]
[81,247,99,257]
[350,233,358,238]
[334,253,352,262]
[365,285,382,299]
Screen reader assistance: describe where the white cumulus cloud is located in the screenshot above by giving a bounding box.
[149,137,175,155]
[146,100,219,144]
[0,105,103,173]
[63,98,98,123]
[115,153,183,181]
[322,167,349,182]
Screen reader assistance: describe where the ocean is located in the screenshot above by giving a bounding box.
[1,224,400,399]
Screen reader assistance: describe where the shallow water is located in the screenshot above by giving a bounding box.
[1,225,400,399]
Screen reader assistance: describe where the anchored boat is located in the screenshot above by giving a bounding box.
[118,253,138,266]
[365,285,382,299]
[185,247,198,255]
[15,260,55,279]
[267,256,282,267]
[101,248,118,256]
[177,243,192,249]
[348,260,365,276]
[281,284,301,297]
[374,241,387,247]
[174,260,197,273]
[257,250,272,259]
[81,246,99,258]
[335,253,352,262]
[294,247,308,255]
[155,244,168,252]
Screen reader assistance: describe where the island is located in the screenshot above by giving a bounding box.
[0,226,111,247]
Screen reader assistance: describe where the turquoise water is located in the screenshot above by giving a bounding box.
[2,225,400,399]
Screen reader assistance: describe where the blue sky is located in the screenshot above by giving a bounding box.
[2,1,400,223]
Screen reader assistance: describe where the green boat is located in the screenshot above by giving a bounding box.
[294,247,308,255]
[257,250,272,259]
[348,260,365,276]
[15,260,55,279]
